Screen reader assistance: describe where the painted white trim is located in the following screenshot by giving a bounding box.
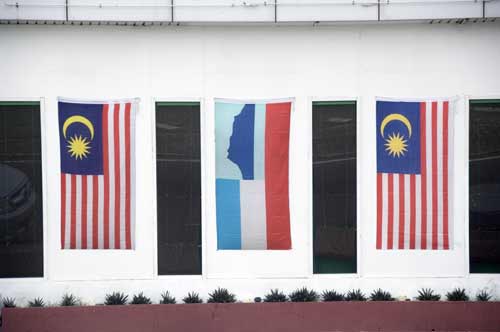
[375,95,461,102]
[215,97,295,104]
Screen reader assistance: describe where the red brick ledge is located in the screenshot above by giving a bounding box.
[3,302,500,332]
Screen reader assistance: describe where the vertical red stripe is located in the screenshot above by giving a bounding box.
[102,104,110,249]
[61,174,66,249]
[443,101,450,249]
[410,174,416,249]
[113,104,121,249]
[264,102,291,250]
[376,173,383,249]
[81,175,87,249]
[387,173,394,250]
[420,102,427,249]
[125,103,132,249]
[92,175,99,249]
[431,102,438,250]
[70,175,76,249]
[398,174,405,249]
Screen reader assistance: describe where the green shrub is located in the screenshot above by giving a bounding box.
[208,288,236,303]
[369,288,395,301]
[321,290,344,302]
[28,298,45,307]
[2,297,16,308]
[345,289,367,301]
[60,294,78,306]
[446,288,469,301]
[288,287,319,302]
[416,288,441,301]
[160,291,176,304]
[264,289,288,302]
[104,292,128,305]
[131,292,152,305]
[476,290,492,302]
[183,292,203,304]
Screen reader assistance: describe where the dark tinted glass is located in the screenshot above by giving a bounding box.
[0,102,43,278]
[156,102,201,275]
[469,100,500,273]
[313,101,356,274]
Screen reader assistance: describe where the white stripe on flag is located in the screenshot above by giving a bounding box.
[393,174,399,250]
[240,180,267,249]
[98,175,104,249]
[87,175,93,249]
[75,175,82,249]
[404,174,411,249]
[415,175,422,250]
[64,174,71,249]
[381,173,388,250]
[437,101,444,249]
[425,101,433,249]
[447,101,454,248]
[108,103,115,249]
[119,103,126,249]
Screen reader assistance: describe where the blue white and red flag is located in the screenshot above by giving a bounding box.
[215,99,292,250]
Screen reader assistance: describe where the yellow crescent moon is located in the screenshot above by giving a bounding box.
[63,115,94,140]
[380,113,412,138]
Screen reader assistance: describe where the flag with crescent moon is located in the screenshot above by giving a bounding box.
[376,99,454,250]
[58,98,137,249]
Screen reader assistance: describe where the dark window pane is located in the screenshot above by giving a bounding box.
[156,102,201,275]
[313,101,356,274]
[0,102,43,278]
[469,100,500,273]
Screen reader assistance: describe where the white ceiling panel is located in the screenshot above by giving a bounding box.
[0,0,66,20]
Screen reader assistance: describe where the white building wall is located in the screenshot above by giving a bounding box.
[0,22,500,305]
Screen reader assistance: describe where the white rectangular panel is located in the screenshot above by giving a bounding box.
[277,0,378,22]
[380,1,483,21]
[69,0,171,22]
[0,0,66,20]
[174,0,275,22]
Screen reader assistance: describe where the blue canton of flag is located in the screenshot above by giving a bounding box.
[58,102,104,175]
[376,101,421,174]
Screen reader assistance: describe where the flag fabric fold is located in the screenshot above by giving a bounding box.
[58,98,137,250]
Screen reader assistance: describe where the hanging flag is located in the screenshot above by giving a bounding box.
[215,99,292,250]
[58,98,137,249]
[376,99,454,250]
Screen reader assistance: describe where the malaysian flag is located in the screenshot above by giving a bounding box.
[376,99,454,250]
[58,98,137,249]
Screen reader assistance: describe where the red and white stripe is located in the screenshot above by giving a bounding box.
[61,101,136,249]
[377,100,453,250]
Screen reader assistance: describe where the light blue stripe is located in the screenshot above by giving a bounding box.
[216,178,242,249]
[253,103,266,180]
[215,102,245,180]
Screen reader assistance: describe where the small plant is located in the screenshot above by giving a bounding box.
[446,288,469,301]
[131,292,152,305]
[60,293,78,306]
[321,290,344,302]
[28,298,45,307]
[416,288,441,301]
[345,289,367,301]
[476,290,492,302]
[160,291,176,304]
[369,288,395,301]
[105,292,128,305]
[183,292,203,304]
[208,288,236,303]
[288,287,319,302]
[2,297,16,308]
[264,289,288,302]
[254,297,262,303]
